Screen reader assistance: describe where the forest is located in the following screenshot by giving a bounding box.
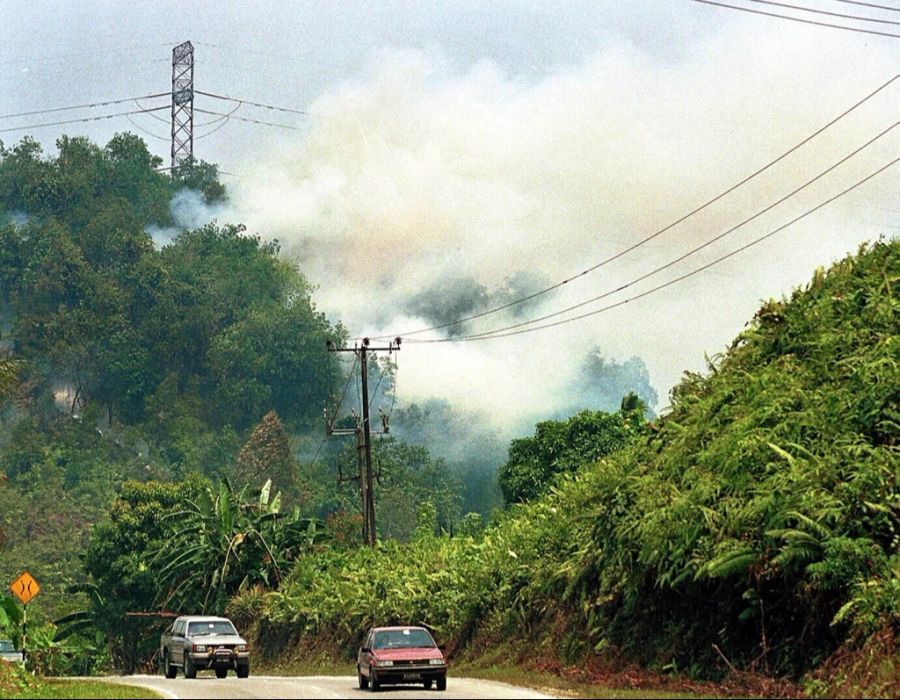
[0,133,896,698]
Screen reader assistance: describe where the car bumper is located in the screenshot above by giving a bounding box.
[188,651,250,669]
[373,665,447,683]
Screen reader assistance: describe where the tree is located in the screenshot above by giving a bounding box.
[207,301,345,430]
[498,404,649,504]
[154,478,323,614]
[235,411,297,497]
[171,158,226,203]
[84,480,202,672]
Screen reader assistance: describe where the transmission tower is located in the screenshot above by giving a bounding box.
[171,41,194,169]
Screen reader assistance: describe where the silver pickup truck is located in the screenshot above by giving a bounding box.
[159,616,250,679]
[0,639,23,664]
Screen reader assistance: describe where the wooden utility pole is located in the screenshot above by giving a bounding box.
[326,337,400,546]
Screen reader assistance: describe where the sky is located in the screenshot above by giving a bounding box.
[2,1,898,435]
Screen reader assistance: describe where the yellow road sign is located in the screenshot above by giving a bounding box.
[10,571,40,605]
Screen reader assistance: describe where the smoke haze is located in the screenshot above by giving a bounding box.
[208,23,897,436]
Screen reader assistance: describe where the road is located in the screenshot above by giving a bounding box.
[109,674,558,699]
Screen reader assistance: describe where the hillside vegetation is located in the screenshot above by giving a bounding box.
[239,239,898,695]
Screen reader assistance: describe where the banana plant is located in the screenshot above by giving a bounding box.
[153,477,326,614]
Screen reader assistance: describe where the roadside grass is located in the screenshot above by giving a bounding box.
[452,663,718,699]
[12,679,162,699]
[0,662,160,700]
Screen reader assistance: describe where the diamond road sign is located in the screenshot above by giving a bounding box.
[10,571,40,605]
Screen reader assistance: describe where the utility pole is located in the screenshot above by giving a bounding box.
[326,337,400,546]
[171,41,194,169]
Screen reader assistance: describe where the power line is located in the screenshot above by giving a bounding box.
[332,352,360,421]
[439,120,899,341]
[0,92,171,120]
[195,89,314,117]
[0,42,175,69]
[309,352,361,472]
[194,108,303,131]
[745,0,900,25]
[833,0,900,12]
[367,73,898,341]
[688,0,900,37]
[0,105,170,134]
[387,354,399,421]
[408,158,897,344]
[125,113,169,141]
[134,98,171,124]
[195,117,233,140]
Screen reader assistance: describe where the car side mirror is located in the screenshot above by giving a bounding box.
[361,647,371,653]
[438,644,446,651]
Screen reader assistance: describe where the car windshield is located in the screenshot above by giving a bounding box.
[373,628,436,649]
[0,640,14,652]
[187,621,237,636]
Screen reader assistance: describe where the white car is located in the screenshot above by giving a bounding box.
[0,639,23,664]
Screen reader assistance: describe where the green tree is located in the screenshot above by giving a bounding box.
[84,479,203,672]
[498,403,648,504]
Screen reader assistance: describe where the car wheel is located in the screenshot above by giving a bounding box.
[236,663,250,679]
[358,665,369,689]
[370,670,381,692]
[163,651,177,679]
[183,653,197,679]
[436,676,447,691]
[215,667,228,679]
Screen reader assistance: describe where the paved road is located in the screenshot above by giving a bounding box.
[110,674,557,699]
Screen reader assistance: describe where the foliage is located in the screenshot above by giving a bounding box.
[152,477,324,614]
[0,595,23,646]
[0,135,345,435]
[498,396,649,503]
[83,479,202,672]
[252,240,899,686]
[24,621,109,677]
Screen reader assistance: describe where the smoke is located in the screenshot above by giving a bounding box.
[403,270,549,337]
[224,24,898,436]
[562,350,658,419]
[147,189,223,248]
[390,397,506,515]
[1,212,29,228]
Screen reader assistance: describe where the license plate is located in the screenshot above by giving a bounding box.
[402,673,421,680]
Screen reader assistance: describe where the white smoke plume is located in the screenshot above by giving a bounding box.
[147,189,224,248]
[226,24,898,433]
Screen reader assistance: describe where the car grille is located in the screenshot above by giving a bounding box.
[392,659,429,666]
[208,645,236,653]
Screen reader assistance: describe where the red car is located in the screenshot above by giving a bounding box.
[357,626,447,691]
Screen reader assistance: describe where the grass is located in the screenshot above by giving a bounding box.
[6,679,162,699]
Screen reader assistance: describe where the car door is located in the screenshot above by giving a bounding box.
[171,620,186,660]
[360,630,374,676]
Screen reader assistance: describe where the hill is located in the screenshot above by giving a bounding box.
[242,238,898,696]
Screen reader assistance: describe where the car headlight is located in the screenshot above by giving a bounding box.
[429,658,444,665]
[375,660,394,667]
[193,644,207,652]
[237,644,248,652]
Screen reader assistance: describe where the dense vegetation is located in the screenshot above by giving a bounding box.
[0,134,349,627]
[0,134,507,663]
[239,239,898,694]
[0,131,894,697]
